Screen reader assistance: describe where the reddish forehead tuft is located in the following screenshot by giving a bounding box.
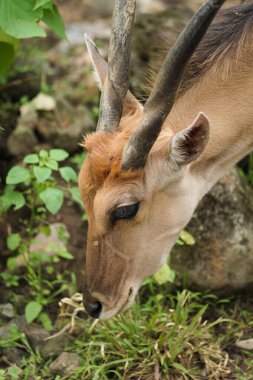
[79,128,143,209]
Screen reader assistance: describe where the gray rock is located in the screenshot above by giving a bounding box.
[49,352,81,376]
[0,317,50,349]
[171,169,253,293]
[41,335,72,358]
[19,102,38,126]
[21,323,50,348]
[0,315,50,347]
[5,348,26,366]
[6,102,38,156]
[7,125,38,156]
[236,338,253,350]
[0,323,15,341]
[0,304,15,319]
[0,320,24,357]
[37,106,95,152]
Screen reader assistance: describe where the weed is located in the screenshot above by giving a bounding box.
[0,149,82,325]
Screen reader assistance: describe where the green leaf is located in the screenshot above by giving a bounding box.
[39,149,49,158]
[59,166,77,183]
[42,6,66,39]
[0,28,19,75]
[153,263,175,285]
[24,153,39,164]
[179,230,196,246]
[38,312,53,331]
[57,249,74,260]
[45,158,58,170]
[0,0,46,38]
[71,151,87,169]
[7,367,19,379]
[7,257,17,271]
[39,225,51,236]
[49,149,69,161]
[6,166,30,185]
[7,233,21,251]
[39,188,64,214]
[25,301,42,323]
[33,0,51,10]
[70,187,83,207]
[0,187,25,211]
[33,166,52,183]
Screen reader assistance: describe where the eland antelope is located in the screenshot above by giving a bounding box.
[78,0,253,319]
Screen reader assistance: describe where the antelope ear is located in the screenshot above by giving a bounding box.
[84,34,143,117]
[170,112,210,166]
[84,34,107,90]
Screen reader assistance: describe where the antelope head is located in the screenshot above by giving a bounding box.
[79,0,225,319]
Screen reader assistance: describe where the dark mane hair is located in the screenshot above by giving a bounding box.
[147,2,253,98]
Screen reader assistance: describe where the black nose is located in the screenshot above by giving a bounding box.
[84,301,102,318]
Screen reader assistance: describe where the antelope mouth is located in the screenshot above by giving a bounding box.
[99,286,136,320]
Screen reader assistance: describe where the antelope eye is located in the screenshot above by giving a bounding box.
[113,203,139,221]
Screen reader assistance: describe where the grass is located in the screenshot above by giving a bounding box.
[71,290,230,380]
[62,286,253,380]
[2,280,253,380]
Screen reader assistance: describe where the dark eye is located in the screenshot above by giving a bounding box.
[113,203,139,221]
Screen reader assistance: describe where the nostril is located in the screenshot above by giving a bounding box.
[84,301,102,319]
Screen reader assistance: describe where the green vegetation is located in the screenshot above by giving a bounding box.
[1,282,253,379]
[0,0,65,77]
[0,149,82,327]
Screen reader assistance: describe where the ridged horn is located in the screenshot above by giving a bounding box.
[122,0,225,170]
[96,0,136,132]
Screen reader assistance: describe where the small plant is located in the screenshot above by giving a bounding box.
[0,0,66,77]
[0,148,82,326]
[1,148,82,216]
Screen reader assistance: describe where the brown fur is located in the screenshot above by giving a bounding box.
[79,125,143,210]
